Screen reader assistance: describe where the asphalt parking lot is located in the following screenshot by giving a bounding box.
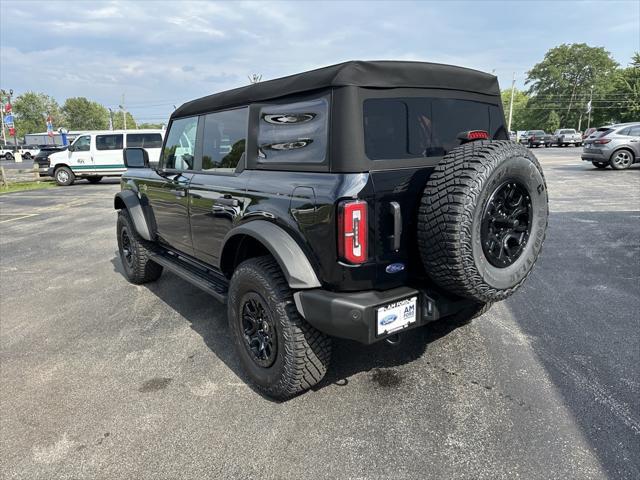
[1,148,638,479]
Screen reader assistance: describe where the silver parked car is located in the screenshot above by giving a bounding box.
[552,128,582,147]
[581,122,640,170]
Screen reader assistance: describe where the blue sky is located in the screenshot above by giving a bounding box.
[1,0,638,124]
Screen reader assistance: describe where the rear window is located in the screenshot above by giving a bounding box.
[127,133,162,148]
[559,129,576,134]
[96,134,123,151]
[363,97,504,159]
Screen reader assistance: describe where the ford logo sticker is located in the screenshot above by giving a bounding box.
[385,263,405,274]
[380,314,397,326]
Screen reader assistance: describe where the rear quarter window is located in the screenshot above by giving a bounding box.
[257,97,328,164]
[363,97,504,159]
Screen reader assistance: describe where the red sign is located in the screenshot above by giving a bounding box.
[4,103,11,113]
[8,127,16,136]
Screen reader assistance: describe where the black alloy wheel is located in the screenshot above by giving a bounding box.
[241,293,277,368]
[480,181,532,268]
[120,228,134,268]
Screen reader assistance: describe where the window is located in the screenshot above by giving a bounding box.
[257,97,328,164]
[628,126,640,136]
[96,134,123,151]
[161,117,198,170]
[201,108,248,171]
[363,97,502,159]
[127,133,163,148]
[73,135,91,152]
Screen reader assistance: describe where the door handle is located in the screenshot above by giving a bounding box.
[389,201,402,251]
[170,189,186,197]
[213,197,239,207]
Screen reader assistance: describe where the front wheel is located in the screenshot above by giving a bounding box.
[54,166,75,186]
[116,210,163,284]
[5,153,14,161]
[228,256,331,400]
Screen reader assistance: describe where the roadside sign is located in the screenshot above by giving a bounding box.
[4,114,14,127]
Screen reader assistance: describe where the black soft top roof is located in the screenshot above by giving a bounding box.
[172,60,500,118]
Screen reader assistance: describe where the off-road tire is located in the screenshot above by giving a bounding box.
[86,176,103,184]
[116,209,163,284]
[418,140,548,303]
[592,162,608,169]
[54,166,75,186]
[228,256,331,400]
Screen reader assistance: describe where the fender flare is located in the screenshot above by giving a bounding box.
[114,190,153,241]
[221,220,321,289]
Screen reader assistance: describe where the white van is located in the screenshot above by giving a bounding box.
[47,129,164,186]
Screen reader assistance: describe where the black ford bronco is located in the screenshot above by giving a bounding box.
[115,61,548,399]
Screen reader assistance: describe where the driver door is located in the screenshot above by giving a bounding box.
[142,116,198,255]
[69,134,92,168]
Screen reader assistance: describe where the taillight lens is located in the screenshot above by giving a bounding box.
[338,200,368,264]
[594,138,611,144]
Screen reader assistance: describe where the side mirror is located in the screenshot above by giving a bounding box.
[123,148,149,168]
[68,145,75,152]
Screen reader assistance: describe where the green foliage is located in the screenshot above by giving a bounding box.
[525,43,619,129]
[12,92,61,139]
[544,111,561,133]
[501,88,530,130]
[137,122,164,129]
[605,55,640,123]
[111,110,137,130]
[61,97,109,130]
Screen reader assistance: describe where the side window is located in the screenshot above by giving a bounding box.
[161,117,198,170]
[618,128,631,136]
[257,97,329,164]
[628,126,640,136]
[201,108,248,171]
[127,133,163,148]
[73,135,91,152]
[96,134,123,151]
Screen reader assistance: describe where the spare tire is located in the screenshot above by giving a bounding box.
[417,141,548,303]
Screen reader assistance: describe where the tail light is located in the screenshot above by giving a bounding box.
[338,200,368,264]
[457,130,489,143]
[594,138,611,144]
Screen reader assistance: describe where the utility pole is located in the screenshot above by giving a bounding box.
[119,93,127,131]
[108,108,114,131]
[587,85,594,130]
[507,72,516,133]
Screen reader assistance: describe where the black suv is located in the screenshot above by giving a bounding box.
[115,61,548,399]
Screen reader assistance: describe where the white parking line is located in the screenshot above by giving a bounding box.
[0,213,39,223]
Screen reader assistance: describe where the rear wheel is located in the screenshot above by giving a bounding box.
[86,176,103,184]
[610,150,634,170]
[418,141,548,303]
[228,256,331,400]
[54,166,75,186]
[592,162,608,169]
[5,153,14,161]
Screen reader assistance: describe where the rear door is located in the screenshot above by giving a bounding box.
[363,95,505,283]
[627,125,640,157]
[189,107,250,267]
[142,117,198,254]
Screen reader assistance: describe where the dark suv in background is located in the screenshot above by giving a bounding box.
[114,61,548,399]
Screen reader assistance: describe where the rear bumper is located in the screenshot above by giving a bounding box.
[294,286,476,344]
[581,151,608,162]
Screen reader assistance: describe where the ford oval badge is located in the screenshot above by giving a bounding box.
[386,263,405,274]
[380,314,397,326]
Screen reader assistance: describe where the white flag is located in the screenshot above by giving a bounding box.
[586,100,592,114]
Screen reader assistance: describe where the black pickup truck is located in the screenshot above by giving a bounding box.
[114,61,548,399]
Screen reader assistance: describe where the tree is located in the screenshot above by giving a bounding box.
[544,111,561,133]
[12,92,61,138]
[61,97,109,130]
[111,110,137,130]
[501,88,530,131]
[604,52,640,123]
[526,43,618,128]
[137,122,165,129]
